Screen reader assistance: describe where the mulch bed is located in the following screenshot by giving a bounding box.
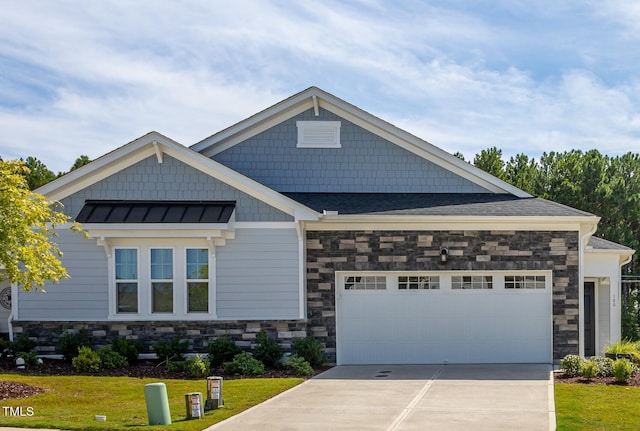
[554,371,640,387]
[0,358,330,401]
[0,381,45,401]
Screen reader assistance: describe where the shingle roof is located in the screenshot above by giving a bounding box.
[588,236,634,251]
[282,193,594,217]
[76,200,236,223]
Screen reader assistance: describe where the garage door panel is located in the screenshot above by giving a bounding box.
[338,279,552,365]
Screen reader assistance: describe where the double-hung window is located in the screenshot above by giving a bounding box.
[151,249,173,313]
[187,248,209,313]
[115,249,138,313]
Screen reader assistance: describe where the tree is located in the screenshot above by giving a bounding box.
[69,155,91,172]
[452,152,466,161]
[0,159,82,291]
[473,147,506,180]
[22,156,56,190]
[504,154,541,195]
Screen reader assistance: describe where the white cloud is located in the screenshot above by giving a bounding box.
[1,1,640,172]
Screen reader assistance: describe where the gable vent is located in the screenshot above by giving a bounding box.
[297,121,341,148]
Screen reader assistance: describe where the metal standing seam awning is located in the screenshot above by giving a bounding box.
[75,200,237,256]
[75,200,236,224]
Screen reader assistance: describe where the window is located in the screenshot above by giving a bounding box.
[345,276,386,290]
[111,244,211,319]
[187,248,209,312]
[151,249,173,313]
[398,275,440,290]
[115,249,138,313]
[452,275,493,290]
[505,275,546,289]
[296,121,341,148]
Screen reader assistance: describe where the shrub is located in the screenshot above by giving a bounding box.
[72,346,101,373]
[579,360,599,379]
[59,329,92,361]
[152,336,188,364]
[112,338,141,364]
[186,354,211,377]
[560,354,585,377]
[254,331,284,369]
[292,336,324,367]
[612,359,634,383]
[588,356,614,377]
[98,346,128,369]
[167,361,186,372]
[604,339,640,363]
[7,335,39,366]
[17,350,40,367]
[284,354,314,377]
[8,334,37,357]
[208,335,242,367]
[224,352,265,376]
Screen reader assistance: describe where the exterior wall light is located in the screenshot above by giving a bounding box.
[440,247,449,263]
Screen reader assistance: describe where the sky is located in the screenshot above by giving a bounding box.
[1,0,640,173]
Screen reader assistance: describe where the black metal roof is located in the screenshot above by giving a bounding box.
[76,200,236,223]
[283,193,594,217]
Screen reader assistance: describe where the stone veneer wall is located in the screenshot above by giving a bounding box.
[12,320,307,356]
[306,230,580,363]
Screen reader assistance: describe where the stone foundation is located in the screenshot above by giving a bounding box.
[12,320,308,355]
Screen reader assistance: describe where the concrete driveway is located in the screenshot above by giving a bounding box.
[208,363,554,431]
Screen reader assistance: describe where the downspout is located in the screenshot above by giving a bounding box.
[579,222,598,357]
[7,309,13,342]
[295,221,306,319]
[7,283,16,342]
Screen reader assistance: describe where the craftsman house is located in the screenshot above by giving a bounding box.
[8,87,634,364]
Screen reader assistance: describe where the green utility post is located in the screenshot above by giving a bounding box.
[144,382,171,425]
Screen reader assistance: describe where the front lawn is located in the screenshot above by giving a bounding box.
[555,383,640,430]
[0,374,303,430]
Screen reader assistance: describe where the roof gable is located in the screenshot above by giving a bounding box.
[36,132,319,221]
[210,107,490,194]
[191,87,531,197]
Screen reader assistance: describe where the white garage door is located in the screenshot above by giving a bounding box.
[336,272,552,365]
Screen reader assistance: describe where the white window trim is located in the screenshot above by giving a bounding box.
[108,239,216,321]
[296,121,341,148]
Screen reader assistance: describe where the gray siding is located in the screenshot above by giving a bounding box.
[213,108,489,193]
[17,229,109,320]
[216,228,299,319]
[61,155,292,222]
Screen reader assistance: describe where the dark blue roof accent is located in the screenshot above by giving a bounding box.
[76,200,235,223]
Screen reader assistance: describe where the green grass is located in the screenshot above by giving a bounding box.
[0,374,303,430]
[555,383,640,430]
